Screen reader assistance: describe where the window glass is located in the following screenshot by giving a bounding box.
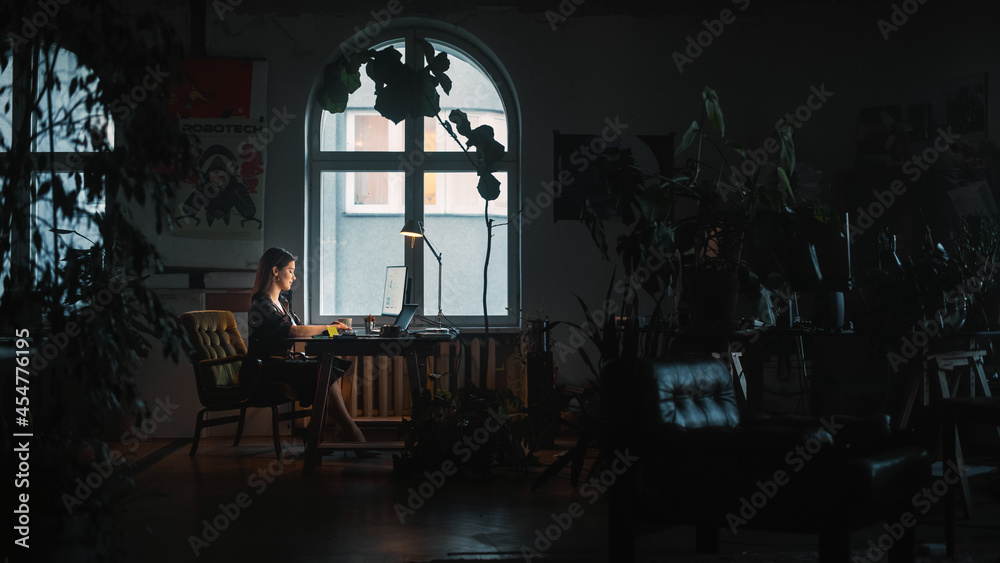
[1,55,11,151]
[320,171,405,316]
[423,172,507,316]
[35,48,113,152]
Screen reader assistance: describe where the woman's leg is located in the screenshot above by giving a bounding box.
[326,381,366,442]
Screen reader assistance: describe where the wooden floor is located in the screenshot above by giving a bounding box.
[114,434,1000,563]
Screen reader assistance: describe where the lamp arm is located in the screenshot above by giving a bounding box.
[422,234,442,263]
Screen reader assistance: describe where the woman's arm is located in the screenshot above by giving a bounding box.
[287,322,349,338]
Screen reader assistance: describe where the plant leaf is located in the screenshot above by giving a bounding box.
[703,86,724,136]
[777,119,795,176]
[476,173,501,201]
[777,166,794,200]
[725,139,745,158]
[675,121,700,155]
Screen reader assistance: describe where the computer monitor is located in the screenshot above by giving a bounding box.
[382,265,407,316]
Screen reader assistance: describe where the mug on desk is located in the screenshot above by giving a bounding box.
[379,324,401,337]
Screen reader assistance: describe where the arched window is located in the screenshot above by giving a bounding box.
[1,43,111,299]
[306,23,519,328]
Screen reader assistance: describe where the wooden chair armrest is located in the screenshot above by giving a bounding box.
[198,354,246,367]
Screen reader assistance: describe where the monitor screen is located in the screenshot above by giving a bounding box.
[382,265,407,316]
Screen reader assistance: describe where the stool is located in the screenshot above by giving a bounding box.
[898,350,1000,525]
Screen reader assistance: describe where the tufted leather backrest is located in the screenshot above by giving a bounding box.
[604,355,741,432]
[179,310,246,388]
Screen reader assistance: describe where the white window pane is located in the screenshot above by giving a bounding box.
[35,48,113,153]
[34,172,104,269]
[320,43,404,152]
[424,172,508,317]
[424,41,506,153]
[320,171,404,316]
[1,54,11,151]
[426,171,507,216]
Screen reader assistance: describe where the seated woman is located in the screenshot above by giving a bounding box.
[241,247,367,445]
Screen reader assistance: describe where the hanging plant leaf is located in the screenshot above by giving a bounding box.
[419,70,441,118]
[777,119,795,176]
[777,166,794,200]
[417,37,436,65]
[675,120,700,155]
[703,86,725,136]
[316,60,363,115]
[449,108,472,137]
[725,138,745,158]
[476,172,501,201]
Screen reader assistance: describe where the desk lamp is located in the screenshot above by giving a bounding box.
[400,219,448,333]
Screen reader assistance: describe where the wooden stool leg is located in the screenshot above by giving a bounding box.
[898,366,923,430]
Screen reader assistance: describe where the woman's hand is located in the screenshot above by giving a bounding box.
[330,321,350,330]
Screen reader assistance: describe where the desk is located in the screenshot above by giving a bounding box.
[291,333,456,474]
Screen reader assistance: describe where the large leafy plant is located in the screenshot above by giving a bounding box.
[577,87,799,340]
[317,40,507,331]
[1,1,192,558]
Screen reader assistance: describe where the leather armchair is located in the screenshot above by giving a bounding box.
[180,310,310,458]
[603,355,930,562]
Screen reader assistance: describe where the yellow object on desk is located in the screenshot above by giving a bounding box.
[326,325,338,337]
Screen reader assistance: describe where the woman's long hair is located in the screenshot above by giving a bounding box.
[251,247,297,302]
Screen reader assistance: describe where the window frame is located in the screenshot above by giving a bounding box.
[305,21,520,329]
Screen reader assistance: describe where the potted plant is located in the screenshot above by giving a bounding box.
[578,87,798,332]
[949,215,1000,328]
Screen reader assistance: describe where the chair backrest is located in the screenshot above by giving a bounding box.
[603,355,741,433]
[179,310,246,394]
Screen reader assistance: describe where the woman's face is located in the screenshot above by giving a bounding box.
[271,260,296,292]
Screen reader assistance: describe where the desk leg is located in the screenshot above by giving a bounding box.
[730,351,748,413]
[304,352,333,475]
[944,410,957,558]
[406,351,422,398]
